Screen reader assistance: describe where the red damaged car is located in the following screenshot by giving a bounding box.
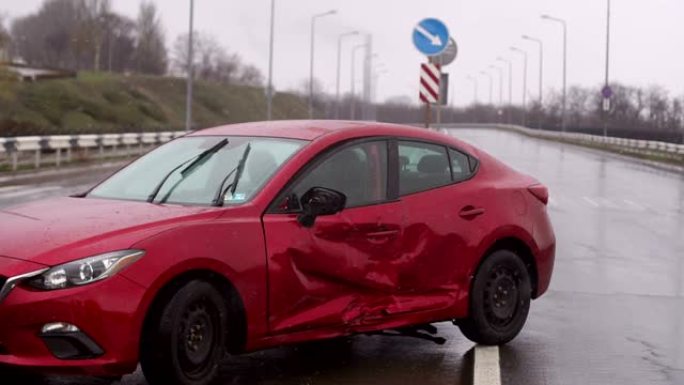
[0,121,555,385]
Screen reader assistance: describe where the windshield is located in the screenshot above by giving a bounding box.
[88,136,306,206]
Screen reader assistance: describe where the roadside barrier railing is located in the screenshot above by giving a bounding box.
[3,125,683,172]
[0,131,186,171]
[441,123,684,163]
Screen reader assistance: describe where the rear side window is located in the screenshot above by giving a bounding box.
[398,141,451,196]
[449,148,477,182]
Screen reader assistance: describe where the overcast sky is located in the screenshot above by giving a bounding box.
[4,0,684,106]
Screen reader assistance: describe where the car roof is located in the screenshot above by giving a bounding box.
[189,120,367,141]
[188,121,472,150]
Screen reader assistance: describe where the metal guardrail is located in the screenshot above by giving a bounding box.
[3,125,683,172]
[0,131,186,171]
[444,123,684,161]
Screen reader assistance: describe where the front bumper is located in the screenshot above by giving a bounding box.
[0,257,147,376]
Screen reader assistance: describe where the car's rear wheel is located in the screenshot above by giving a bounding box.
[458,249,531,345]
[0,366,44,385]
[140,280,228,385]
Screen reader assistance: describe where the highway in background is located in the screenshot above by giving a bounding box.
[1,127,683,385]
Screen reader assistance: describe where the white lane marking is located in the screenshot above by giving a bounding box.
[582,196,600,207]
[0,186,24,193]
[0,186,62,199]
[473,345,501,385]
[623,199,646,211]
[595,197,620,209]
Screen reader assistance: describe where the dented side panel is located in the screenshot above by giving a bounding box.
[263,201,405,334]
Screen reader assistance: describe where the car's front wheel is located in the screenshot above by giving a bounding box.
[458,249,531,345]
[140,280,228,385]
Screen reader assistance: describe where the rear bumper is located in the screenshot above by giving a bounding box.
[533,211,556,298]
[535,242,555,298]
[0,271,146,376]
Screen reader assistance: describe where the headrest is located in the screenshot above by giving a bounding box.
[417,155,448,174]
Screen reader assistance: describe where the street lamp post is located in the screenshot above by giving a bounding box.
[466,75,478,105]
[522,35,544,108]
[308,10,337,119]
[350,44,367,120]
[185,0,194,132]
[489,65,504,106]
[603,0,612,137]
[510,46,529,127]
[335,31,359,119]
[542,14,567,132]
[266,0,275,121]
[479,71,493,105]
[496,57,513,124]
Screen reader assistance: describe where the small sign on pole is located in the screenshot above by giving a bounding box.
[413,17,454,129]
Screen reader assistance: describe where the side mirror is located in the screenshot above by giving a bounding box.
[297,187,346,228]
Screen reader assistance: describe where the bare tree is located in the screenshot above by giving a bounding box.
[172,32,245,84]
[9,0,123,71]
[237,64,264,87]
[99,13,136,73]
[566,86,594,127]
[133,2,167,75]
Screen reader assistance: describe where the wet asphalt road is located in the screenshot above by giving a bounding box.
[1,127,683,385]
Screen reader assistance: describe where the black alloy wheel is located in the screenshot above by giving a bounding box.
[458,249,532,345]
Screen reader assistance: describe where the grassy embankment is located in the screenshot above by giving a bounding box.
[0,71,308,137]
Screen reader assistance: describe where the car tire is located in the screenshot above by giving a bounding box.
[0,367,45,385]
[458,249,531,345]
[140,280,228,385]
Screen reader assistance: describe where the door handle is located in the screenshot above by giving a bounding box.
[366,230,400,238]
[459,206,485,219]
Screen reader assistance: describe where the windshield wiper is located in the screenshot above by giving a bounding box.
[147,138,229,203]
[212,143,251,207]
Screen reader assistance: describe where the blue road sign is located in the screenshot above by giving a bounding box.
[602,85,613,99]
[413,18,450,56]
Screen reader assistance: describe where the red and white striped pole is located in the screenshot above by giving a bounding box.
[419,62,441,128]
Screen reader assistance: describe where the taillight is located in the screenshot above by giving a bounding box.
[527,184,549,205]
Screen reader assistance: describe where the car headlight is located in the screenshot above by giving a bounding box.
[26,250,144,290]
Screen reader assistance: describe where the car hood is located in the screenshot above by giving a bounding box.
[0,197,217,266]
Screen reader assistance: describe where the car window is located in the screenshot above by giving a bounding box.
[88,136,305,205]
[449,148,475,182]
[290,140,388,208]
[398,141,451,196]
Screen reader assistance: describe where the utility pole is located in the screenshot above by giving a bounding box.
[603,0,612,137]
[497,57,513,124]
[185,0,194,132]
[308,10,336,119]
[335,31,359,119]
[489,65,504,106]
[522,35,544,108]
[350,44,366,120]
[542,14,568,132]
[466,75,478,104]
[266,0,275,121]
[511,47,528,127]
[480,71,493,105]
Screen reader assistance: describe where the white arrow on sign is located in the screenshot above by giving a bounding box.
[415,24,443,46]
